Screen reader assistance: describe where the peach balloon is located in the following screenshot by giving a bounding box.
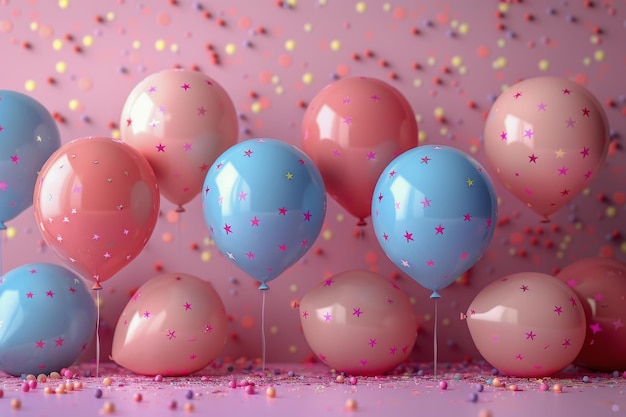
[112,273,228,376]
[34,137,160,289]
[299,269,417,376]
[301,76,418,226]
[556,257,626,372]
[120,69,238,212]
[466,272,586,377]
[484,76,609,221]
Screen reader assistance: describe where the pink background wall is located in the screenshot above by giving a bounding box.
[1,0,624,365]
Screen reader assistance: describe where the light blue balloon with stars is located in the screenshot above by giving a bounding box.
[202,138,326,290]
[0,90,61,229]
[372,145,498,298]
[0,263,97,376]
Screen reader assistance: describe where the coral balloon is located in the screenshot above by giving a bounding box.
[202,138,326,290]
[466,272,586,377]
[0,263,96,376]
[34,137,160,288]
[0,90,61,229]
[372,145,497,298]
[120,69,238,212]
[484,76,609,221]
[302,76,418,226]
[556,257,626,371]
[111,273,228,376]
[299,269,417,376]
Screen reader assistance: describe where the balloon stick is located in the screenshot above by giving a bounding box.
[431,291,441,378]
[95,289,101,378]
[261,289,267,375]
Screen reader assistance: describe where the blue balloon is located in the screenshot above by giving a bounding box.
[0,263,96,376]
[372,145,497,298]
[202,138,326,290]
[0,90,61,229]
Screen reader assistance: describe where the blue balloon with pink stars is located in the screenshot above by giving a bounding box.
[0,263,96,376]
[202,138,326,290]
[371,145,498,298]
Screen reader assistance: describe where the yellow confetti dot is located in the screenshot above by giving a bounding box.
[322,229,333,240]
[286,0,297,6]
[582,188,591,197]
[30,21,38,31]
[201,251,212,262]
[154,39,166,51]
[382,3,392,12]
[409,296,416,305]
[497,38,506,48]
[274,85,284,95]
[336,213,344,222]
[418,131,427,143]
[492,56,508,69]
[424,313,432,321]
[132,40,141,49]
[451,56,463,67]
[439,126,448,136]
[303,23,312,32]
[329,39,341,51]
[24,79,36,92]
[356,2,367,13]
[606,206,617,218]
[427,56,436,66]
[285,39,296,51]
[52,38,63,50]
[594,49,605,61]
[583,57,592,66]
[6,227,16,239]
[271,75,280,84]
[82,35,93,47]
[58,0,70,9]
[55,61,66,73]
[434,107,445,118]
[225,43,236,55]
[288,345,298,354]
[450,20,459,29]
[538,59,550,71]
[442,318,451,326]
[106,12,115,21]
[412,78,422,87]
[498,3,509,13]
[251,101,262,113]
[620,242,626,254]
[170,43,179,53]
[590,35,600,45]
[68,98,81,111]
[458,22,469,35]
[270,326,278,335]
[289,284,298,292]
[459,66,467,75]
[302,72,313,84]
[111,129,120,139]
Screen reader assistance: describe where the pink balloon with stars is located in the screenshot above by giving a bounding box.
[120,69,238,213]
[111,272,228,376]
[484,76,610,222]
[466,271,586,378]
[299,269,418,376]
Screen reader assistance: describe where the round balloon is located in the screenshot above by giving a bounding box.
[556,257,626,371]
[302,76,418,226]
[34,136,160,288]
[484,76,609,221]
[372,145,497,298]
[0,90,61,229]
[0,263,96,376]
[111,273,228,376]
[299,269,417,376]
[120,69,238,212]
[202,138,326,290]
[466,272,586,377]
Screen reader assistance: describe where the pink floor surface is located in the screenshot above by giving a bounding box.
[1,361,625,417]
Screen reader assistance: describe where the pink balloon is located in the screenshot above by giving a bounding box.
[120,69,238,212]
[484,76,609,221]
[34,137,160,289]
[111,273,228,376]
[302,76,418,226]
[466,272,586,377]
[299,269,417,376]
[556,257,626,371]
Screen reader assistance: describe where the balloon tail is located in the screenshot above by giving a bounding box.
[259,282,270,291]
[92,281,103,291]
[433,297,438,378]
[540,215,550,223]
[261,289,267,375]
[356,218,367,227]
[95,288,101,378]
[175,205,185,213]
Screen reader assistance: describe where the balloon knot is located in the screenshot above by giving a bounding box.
[92,282,103,291]
[175,205,186,213]
[356,218,367,227]
[258,282,270,291]
[430,291,441,299]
